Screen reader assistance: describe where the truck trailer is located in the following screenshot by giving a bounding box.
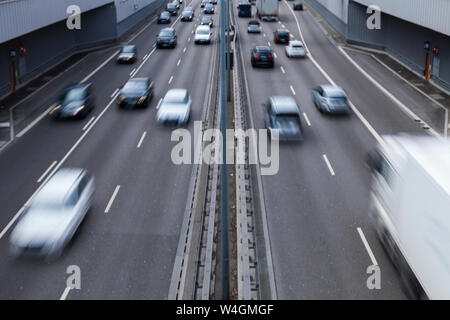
[256,0,278,21]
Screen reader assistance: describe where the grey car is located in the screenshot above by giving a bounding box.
[264,96,303,141]
[247,20,261,33]
[312,85,350,114]
[9,168,94,259]
[49,83,94,119]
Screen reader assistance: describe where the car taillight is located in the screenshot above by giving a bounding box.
[253,54,260,60]
[275,34,279,40]
[287,34,290,40]
[268,54,274,61]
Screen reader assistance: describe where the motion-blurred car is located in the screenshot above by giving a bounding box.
[156,28,177,48]
[158,11,172,24]
[49,84,94,119]
[118,78,154,108]
[285,40,306,58]
[210,0,217,4]
[181,9,194,21]
[194,25,212,44]
[201,0,209,8]
[204,3,215,14]
[312,85,350,114]
[200,16,214,27]
[9,168,94,259]
[251,46,274,68]
[116,45,137,63]
[174,0,181,8]
[274,28,290,44]
[264,96,303,141]
[166,2,178,15]
[293,1,303,10]
[156,89,191,125]
[247,20,261,33]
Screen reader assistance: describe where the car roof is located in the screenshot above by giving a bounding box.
[197,25,210,30]
[289,40,303,46]
[165,88,188,99]
[269,96,300,114]
[321,85,346,97]
[34,168,84,202]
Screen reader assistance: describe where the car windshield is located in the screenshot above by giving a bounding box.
[206,4,213,8]
[273,114,300,127]
[161,12,170,17]
[159,30,173,37]
[64,88,85,103]
[121,46,135,53]
[183,11,191,15]
[292,44,303,48]
[123,81,147,93]
[167,4,176,8]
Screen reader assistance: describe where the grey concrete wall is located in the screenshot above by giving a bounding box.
[304,0,348,38]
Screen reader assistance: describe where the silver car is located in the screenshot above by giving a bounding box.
[264,96,303,141]
[312,85,350,114]
[156,89,192,125]
[247,20,261,33]
[9,168,94,259]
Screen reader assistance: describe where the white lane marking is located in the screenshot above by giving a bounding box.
[338,46,440,139]
[137,131,147,148]
[153,43,156,48]
[105,185,121,213]
[156,98,163,109]
[280,66,286,74]
[183,47,187,53]
[263,33,266,37]
[284,0,386,148]
[357,227,378,266]
[133,47,156,76]
[36,161,58,183]
[59,287,71,300]
[82,116,96,131]
[282,24,286,28]
[278,21,281,24]
[143,53,148,60]
[188,37,191,42]
[169,75,174,84]
[290,85,296,95]
[129,68,137,77]
[16,106,53,138]
[111,88,119,98]
[302,112,311,126]
[177,59,181,66]
[273,52,278,58]
[268,41,271,46]
[322,154,335,176]
[80,50,119,84]
[0,91,121,240]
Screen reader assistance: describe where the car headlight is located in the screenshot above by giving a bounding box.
[137,96,147,104]
[73,105,85,116]
[49,105,62,115]
[118,96,126,104]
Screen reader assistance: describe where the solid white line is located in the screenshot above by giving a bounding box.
[82,116,95,131]
[322,154,335,176]
[129,68,137,77]
[59,287,71,300]
[36,161,58,183]
[357,227,378,266]
[127,17,158,43]
[80,50,119,84]
[302,112,311,126]
[16,106,53,138]
[168,75,174,84]
[338,47,440,139]
[156,98,163,109]
[280,66,286,74]
[137,131,147,148]
[133,47,156,76]
[105,185,121,213]
[111,88,119,98]
[143,53,148,60]
[290,85,296,95]
[177,59,181,67]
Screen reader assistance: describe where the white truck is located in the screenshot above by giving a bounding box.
[256,0,278,21]
[368,134,450,299]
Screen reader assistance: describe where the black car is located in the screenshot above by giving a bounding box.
[166,3,178,15]
[49,84,94,119]
[293,1,303,10]
[118,78,154,108]
[156,28,177,48]
[158,11,171,23]
[200,16,214,27]
[251,46,274,68]
[181,10,194,21]
[116,45,137,64]
[274,28,290,44]
[204,3,215,14]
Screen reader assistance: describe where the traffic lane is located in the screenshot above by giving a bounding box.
[0,15,216,299]
[343,48,447,135]
[0,2,200,240]
[236,13,406,298]
[278,3,430,136]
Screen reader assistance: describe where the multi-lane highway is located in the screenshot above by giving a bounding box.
[233,0,438,299]
[0,0,217,299]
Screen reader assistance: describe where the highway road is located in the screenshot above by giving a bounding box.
[0,0,217,299]
[233,0,435,299]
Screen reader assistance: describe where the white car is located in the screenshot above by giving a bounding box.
[194,25,212,44]
[9,168,94,259]
[285,40,307,58]
[156,89,192,125]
